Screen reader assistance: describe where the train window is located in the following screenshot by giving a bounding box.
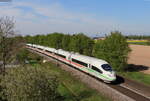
[101,64,112,71]
[72,58,87,67]
[55,53,66,58]
[37,48,42,50]
[45,50,52,53]
[92,66,102,73]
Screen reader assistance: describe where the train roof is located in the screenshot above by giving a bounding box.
[71,54,108,67]
[36,45,45,49]
[27,43,109,67]
[26,44,31,46]
[58,49,70,56]
[44,47,56,52]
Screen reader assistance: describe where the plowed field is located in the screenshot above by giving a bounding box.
[128,45,150,74]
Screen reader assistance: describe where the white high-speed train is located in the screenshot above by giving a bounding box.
[26,44,116,83]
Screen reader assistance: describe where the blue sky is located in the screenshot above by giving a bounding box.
[0,0,150,36]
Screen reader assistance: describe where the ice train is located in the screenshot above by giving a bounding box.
[26,44,116,83]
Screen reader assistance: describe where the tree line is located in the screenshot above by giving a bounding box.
[25,33,94,56]
[24,31,130,71]
[125,35,150,40]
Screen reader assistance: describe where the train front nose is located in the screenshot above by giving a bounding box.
[107,71,116,81]
[111,75,116,81]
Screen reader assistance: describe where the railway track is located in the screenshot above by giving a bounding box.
[27,47,150,101]
[109,84,150,101]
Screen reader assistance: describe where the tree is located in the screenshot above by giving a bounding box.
[93,31,130,71]
[69,33,94,56]
[0,16,15,74]
[82,37,94,56]
[62,34,71,51]
[0,65,62,101]
[147,39,150,45]
[0,16,24,75]
[50,33,64,49]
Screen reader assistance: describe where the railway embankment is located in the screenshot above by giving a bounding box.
[120,78,150,98]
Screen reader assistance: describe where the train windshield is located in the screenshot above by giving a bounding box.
[101,64,112,71]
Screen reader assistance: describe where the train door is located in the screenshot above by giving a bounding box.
[88,64,91,68]
[88,62,94,75]
[68,54,72,64]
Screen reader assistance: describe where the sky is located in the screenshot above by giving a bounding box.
[0,0,150,37]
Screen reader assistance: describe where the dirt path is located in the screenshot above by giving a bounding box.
[128,45,150,74]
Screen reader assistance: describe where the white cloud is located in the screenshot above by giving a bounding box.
[1,1,149,36]
[0,1,119,36]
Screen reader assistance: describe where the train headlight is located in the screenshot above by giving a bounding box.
[108,74,112,77]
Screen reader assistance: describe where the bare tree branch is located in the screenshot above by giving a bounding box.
[0,16,18,75]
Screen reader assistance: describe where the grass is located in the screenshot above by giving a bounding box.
[128,42,150,45]
[118,71,150,86]
[33,62,111,101]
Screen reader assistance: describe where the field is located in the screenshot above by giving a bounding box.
[127,40,150,45]
[31,62,111,101]
[127,40,148,43]
[122,44,150,86]
[128,45,150,74]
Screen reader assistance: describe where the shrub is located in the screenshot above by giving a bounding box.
[93,31,130,71]
[147,39,150,45]
[16,49,43,64]
[16,49,29,64]
[0,66,62,101]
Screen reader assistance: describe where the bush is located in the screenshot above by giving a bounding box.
[16,49,43,64]
[93,31,130,71]
[147,39,150,45]
[0,66,62,101]
[16,49,29,64]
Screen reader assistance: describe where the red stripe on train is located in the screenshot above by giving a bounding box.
[27,46,84,68]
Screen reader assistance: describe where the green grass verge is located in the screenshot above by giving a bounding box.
[128,42,150,46]
[118,71,150,86]
[33,63,111,101]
